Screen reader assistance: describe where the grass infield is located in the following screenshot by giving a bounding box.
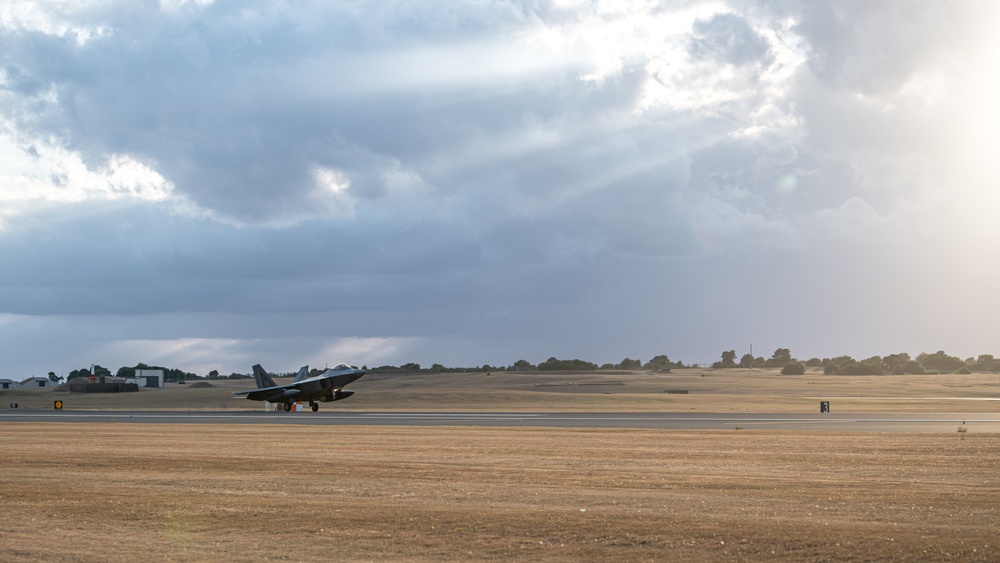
[3,370,998,560]
[2,424,998,561]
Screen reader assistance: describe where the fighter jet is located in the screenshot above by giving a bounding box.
[234,363,366,412]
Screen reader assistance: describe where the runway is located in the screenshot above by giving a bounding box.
[2,410,999,432]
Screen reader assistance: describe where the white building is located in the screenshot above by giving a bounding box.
[134,370,164,388]
[19,377,51,388]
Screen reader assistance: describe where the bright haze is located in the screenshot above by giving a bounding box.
[1,1,998,376]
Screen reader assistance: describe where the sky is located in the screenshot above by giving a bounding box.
[1,0,999,377]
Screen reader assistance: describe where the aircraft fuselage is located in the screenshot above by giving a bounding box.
[235,364,366,411]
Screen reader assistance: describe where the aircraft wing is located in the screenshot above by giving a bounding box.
[233,382,303,402]
[233,382,294,395]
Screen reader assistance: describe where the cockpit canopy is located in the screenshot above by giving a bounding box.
[332,363,353,370]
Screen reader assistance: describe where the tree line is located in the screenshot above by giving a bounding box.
[41,349,996,384]
[365,355,683,373]
[710,348,999,375]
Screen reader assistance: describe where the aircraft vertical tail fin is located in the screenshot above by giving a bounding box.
[251,364,279,389]
[293,365,309,382]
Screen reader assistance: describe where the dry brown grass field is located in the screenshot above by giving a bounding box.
[4,368,998,412]
[3,370,998,561]
[2,424,998,561]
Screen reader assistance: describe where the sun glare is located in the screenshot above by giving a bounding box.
[938,10,1000,217]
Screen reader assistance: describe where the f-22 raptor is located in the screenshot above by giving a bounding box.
[234,363,366,412]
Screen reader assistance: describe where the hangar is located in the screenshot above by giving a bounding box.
[20,377,50,388]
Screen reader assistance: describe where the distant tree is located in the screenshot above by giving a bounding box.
[400,363,421,372]
[430,363,445,373]
[538,357,559,371]
[513,359,536,371]
[766,348,792,368]
[781,361,806,375]
[616,358,642,370]
[644,355,674,371]
[207,370,220,379]
[738,353,754,368]
[68,365,111,380]
[832,359,857,375]
[841,358,882,375]
[916,351,965,373]
[971,354,996,372]
[861,356,884,375]
[827,355,856,369]
[47,372,62,384]
[538,357,598,371]
[752,357,766,368]
[823,356,884,375]
[722,350,737,366]
[902,360,925,375]
[882,353,911,372]
[713,350,737,368]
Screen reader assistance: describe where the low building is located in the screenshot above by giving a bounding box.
[65,377,138,393]
[20,377,51,388]
[0,379,18,389]
[66,378,90,392]
[134,369,164,388]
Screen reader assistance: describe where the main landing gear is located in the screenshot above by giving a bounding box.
[280,401,320,412]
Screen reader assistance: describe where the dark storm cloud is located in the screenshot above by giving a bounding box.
[3,1,541,222]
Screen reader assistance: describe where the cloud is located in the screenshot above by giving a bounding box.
[1,1,1000,376]
[688,12,773,67]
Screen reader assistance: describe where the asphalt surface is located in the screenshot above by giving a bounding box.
[2,410,999,432]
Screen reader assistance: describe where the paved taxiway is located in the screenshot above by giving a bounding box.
[2,410,999,432]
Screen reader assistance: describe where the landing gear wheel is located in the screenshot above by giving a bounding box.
[310,402,319,412]
[283,403,292,412]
